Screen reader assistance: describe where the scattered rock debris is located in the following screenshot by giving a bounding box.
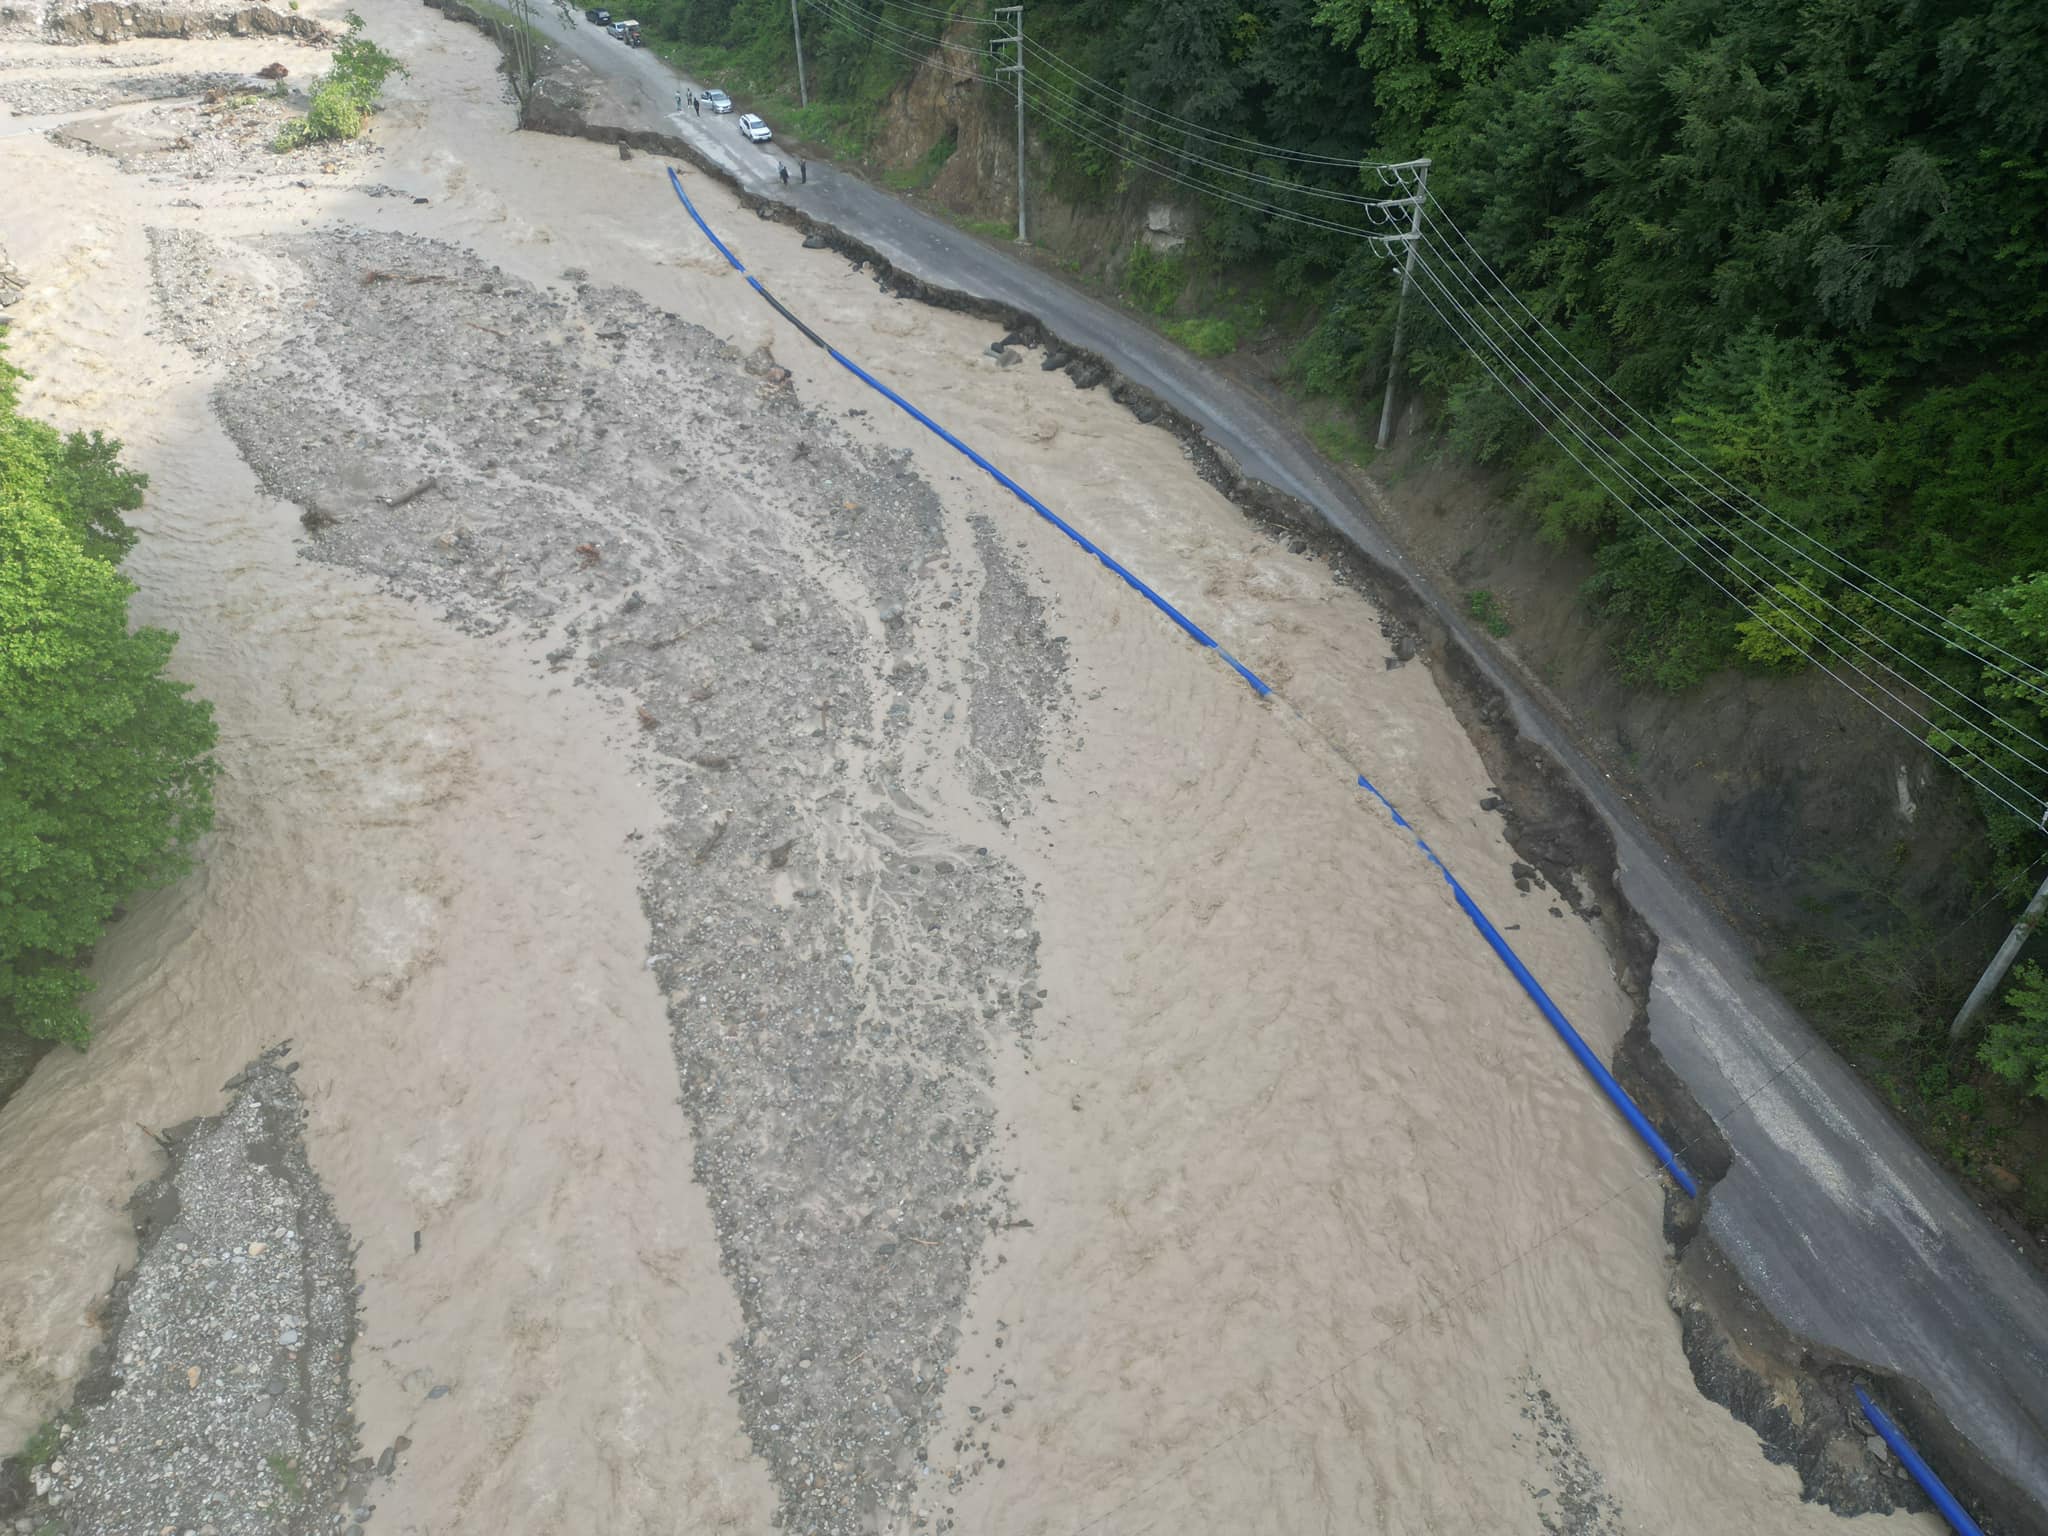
[1515,1372,1625,1535]
[0,1049,365,1536]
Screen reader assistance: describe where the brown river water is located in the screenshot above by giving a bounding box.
[0,6,1936,1532]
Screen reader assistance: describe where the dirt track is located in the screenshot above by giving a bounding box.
[0,5,1945,1533]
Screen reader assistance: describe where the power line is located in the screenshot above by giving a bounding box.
[806,0,988,56]
[1018,35,1366,168]
[1025,71,1404,211]
[869,0,991,23]
[1418,205,2048,720]
[1402,252,2048,829]
[1410,227,2048,781]
[805,0,986,58]
[1024,89,1404,239]
[1421,198,2048,713]
[802,0,990,81]
[1406,242,2048,817]
[819,0,993,26]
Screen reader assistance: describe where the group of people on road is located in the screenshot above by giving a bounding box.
[670,88,809,190]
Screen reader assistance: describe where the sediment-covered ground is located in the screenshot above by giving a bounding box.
[16,1050,372,1535]
[0,6,1944,1534]
[149,218,1059,1522]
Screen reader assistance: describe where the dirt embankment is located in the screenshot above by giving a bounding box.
[1343,445,1996,947]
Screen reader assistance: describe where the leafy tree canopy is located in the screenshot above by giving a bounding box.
[0,355,217,1044]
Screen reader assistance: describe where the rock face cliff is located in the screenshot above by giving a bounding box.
[857,21,1180,288]
[868,30,1003,213]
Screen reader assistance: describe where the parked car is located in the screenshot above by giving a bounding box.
[701,89,733,114]
[738,112,772,143]
[584,7,608,22]
[606,20,626,37]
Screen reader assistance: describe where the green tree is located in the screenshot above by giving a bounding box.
[1735,580,1829,671]
[1876,359,2048,615]
[0,357,217,1044]
[1668,329,1880,543]
[46,429,145,564]
[274,11,406,150]
[1934,571,2048,872]
[1312,0,1578,131]
[1982,962,2048,1103]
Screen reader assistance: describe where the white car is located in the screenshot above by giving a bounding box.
[701,89,733,114]
[738,113,772,143]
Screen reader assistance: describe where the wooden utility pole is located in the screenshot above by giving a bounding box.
[790,0,808,106]
[993,6,1026,242]
[1951,866,2048,1041]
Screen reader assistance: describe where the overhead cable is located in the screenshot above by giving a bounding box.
[1018,37,1368,168]
[1422,197,2048,711]
[1025,75,1406,211]
[1405,251,2048,825]
[1412,228,2048,776]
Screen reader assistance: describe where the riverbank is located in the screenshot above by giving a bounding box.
[0,4,1962,1532]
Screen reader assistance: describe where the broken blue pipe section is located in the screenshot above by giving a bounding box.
[669,165,745,271]
[1854,1388,1984,1536]
[824,350,1273,697]
[1356,773,1698,1197]
[664,167,1271,695]
[664,161,1695,1196]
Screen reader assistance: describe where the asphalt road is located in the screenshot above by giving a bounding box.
[540,13,2048,1519]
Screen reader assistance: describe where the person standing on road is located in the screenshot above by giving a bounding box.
[779,162,789,186]
[799,159,807,183]
[692,94,700,116]
[675,89,682,112]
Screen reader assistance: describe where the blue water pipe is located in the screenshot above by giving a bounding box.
[663,161,1699,1198]
[664,163,1270,695]
[1356,774,1697,1196]
[1854,1387,1985,1536]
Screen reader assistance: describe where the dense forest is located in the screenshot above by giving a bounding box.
[645,0,2048,1203]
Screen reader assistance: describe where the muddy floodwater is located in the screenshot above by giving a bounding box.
[0,5,1940,1533]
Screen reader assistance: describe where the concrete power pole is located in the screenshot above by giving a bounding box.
[790,0,808,107]
[1377,159,1431,451]
[1951,864,2048,1042]
[993,5,1026,242]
